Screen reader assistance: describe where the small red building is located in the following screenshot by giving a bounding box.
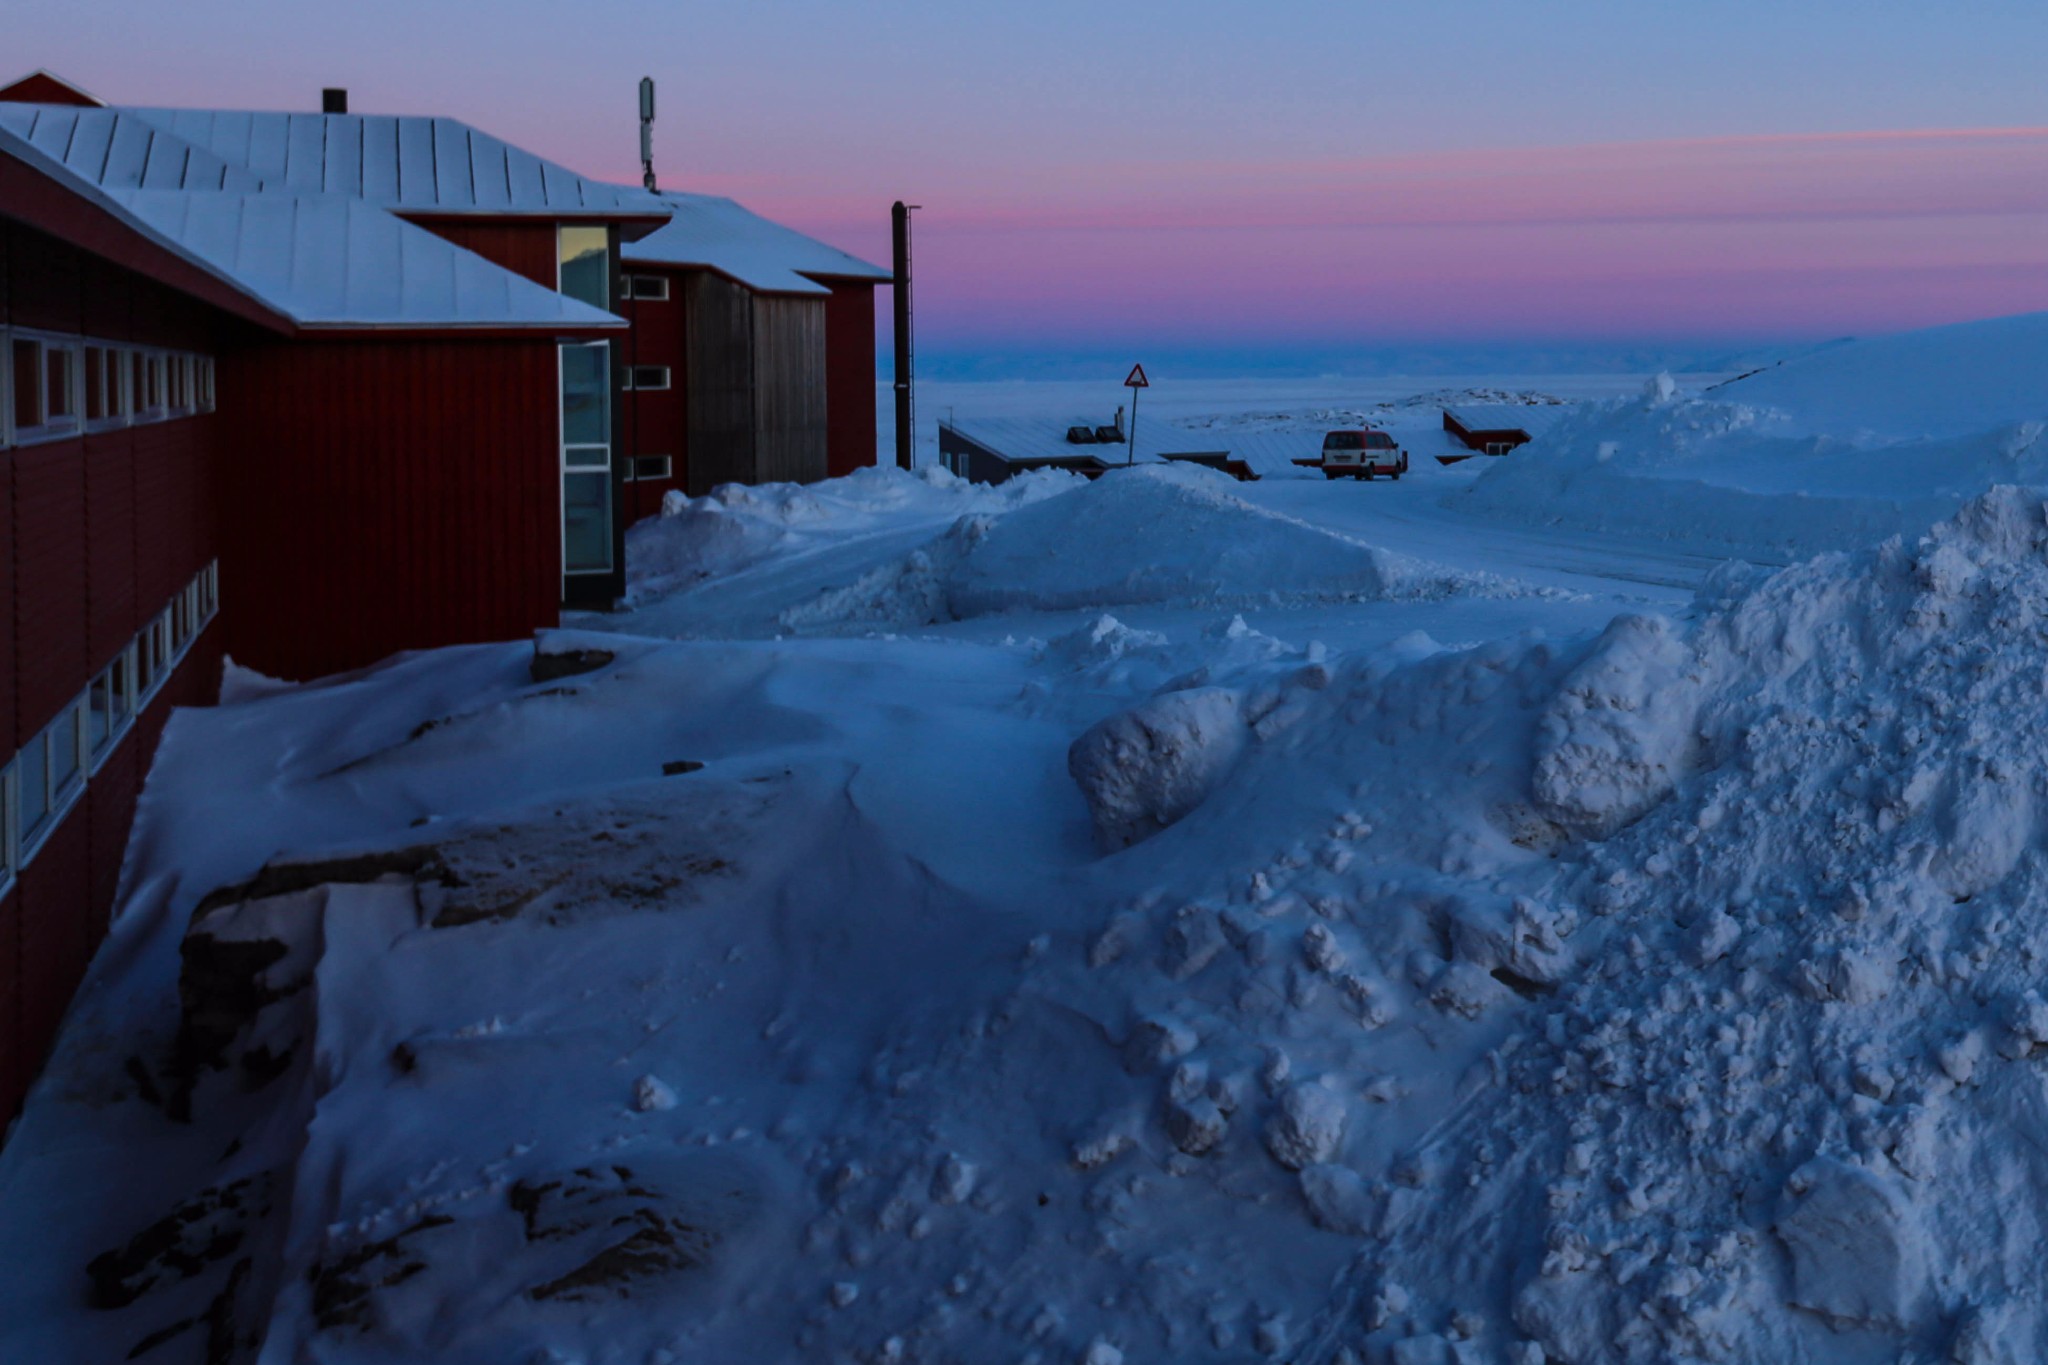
[617,194,893,511]
[0,71,892,1121]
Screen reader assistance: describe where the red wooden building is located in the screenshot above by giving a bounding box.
[0,70,891,1123]
[617,194,892,512]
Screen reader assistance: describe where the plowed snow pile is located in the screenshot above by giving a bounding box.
[1461,313,2048,556]
[626,462,1084,600]
[1041,486,2048,1363]
[781,462,1529,631]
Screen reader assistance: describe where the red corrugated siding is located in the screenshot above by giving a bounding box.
[623,267,689,523]
[84,430,138,664]
[5,220,84,333]
[218,338,561,681]
[0,451,13,751]
[823,281,877,480]
[16,812,91,1082]
[14,439,90,736]
[410,219,561,290]
[1,216,227,1122]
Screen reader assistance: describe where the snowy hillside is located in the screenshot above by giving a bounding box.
[1459,314,2048,555]
[9,350,2048,1363]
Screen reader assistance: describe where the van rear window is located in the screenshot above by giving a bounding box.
[1366,433,1395,450]
[1323,432,1363,450]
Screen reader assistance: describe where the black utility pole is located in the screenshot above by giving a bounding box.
[892,202,916,470]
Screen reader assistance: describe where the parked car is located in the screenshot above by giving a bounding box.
[1311,429,1407,480]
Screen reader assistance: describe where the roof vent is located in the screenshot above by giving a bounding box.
[322,88,347,115]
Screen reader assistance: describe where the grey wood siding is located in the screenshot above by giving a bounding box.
[752,295,829,485]
[683,272,755,496]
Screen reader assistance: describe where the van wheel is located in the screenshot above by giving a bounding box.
[1323,469,1341,480]
[1361,471,1374,481]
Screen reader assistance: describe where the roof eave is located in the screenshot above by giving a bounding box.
[0,142,296,337]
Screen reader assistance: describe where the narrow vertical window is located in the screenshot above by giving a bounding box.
[12,338,42,429]
[19,733,47,838]
[560,340,613,575]
[85,348,107,423]
[46,344,77,423]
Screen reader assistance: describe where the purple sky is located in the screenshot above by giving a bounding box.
[15,1,2048,366]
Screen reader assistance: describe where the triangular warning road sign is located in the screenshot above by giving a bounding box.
[1123,363,1150,388]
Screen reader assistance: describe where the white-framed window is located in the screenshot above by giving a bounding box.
[17,695,88,863]
[199,356,216,412]
[628,454,673,482]
[136,351,170,421]
[8,330,83,444]
[198,561,219,620]
[136,610,173,703]
[623,366,670,392]
[626,274,669,301]
[558,226,611,311]
[86,645,137,771]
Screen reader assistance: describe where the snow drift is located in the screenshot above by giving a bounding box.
[1461,313,2048,556]
[625,462,1083,601]
[780,462,1524,632]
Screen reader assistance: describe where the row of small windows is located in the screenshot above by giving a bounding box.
[0,563,219,898]
[2,328,216,449]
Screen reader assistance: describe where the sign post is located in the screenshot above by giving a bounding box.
[1123,362,1149,466]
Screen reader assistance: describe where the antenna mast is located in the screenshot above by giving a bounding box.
[639,77,657,192]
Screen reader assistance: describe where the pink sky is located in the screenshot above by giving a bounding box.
[15,0,2048,357]
[697,127,2048,348]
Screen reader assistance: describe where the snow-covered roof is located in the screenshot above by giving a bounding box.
[121,107,655,217]
[0,109,624,331]
[1443,403,1568,436]
[622,191,891,295]
[105,190,623,330]
[943,414,1230,467]
[0,104,268,192]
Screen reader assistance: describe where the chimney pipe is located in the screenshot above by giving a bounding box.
[322,88,347,115]
[892,201,915,471]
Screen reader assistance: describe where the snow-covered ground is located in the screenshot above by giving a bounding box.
[8,319,2048,1365]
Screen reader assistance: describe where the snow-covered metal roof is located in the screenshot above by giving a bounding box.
[120,107,656,217]
[1443,403,1568,436]
[942,415,1228,467]
[0,111,625,331]
[0,104,268,193]
[105,190,624,331]
[622,191,891,295]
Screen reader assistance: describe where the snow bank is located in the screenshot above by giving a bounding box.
[625,462,1083,600]
[1723,311,2048,441]
[780,462,1523,631]
[1047,486,2048,1361]
[1460,314,2048,556]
